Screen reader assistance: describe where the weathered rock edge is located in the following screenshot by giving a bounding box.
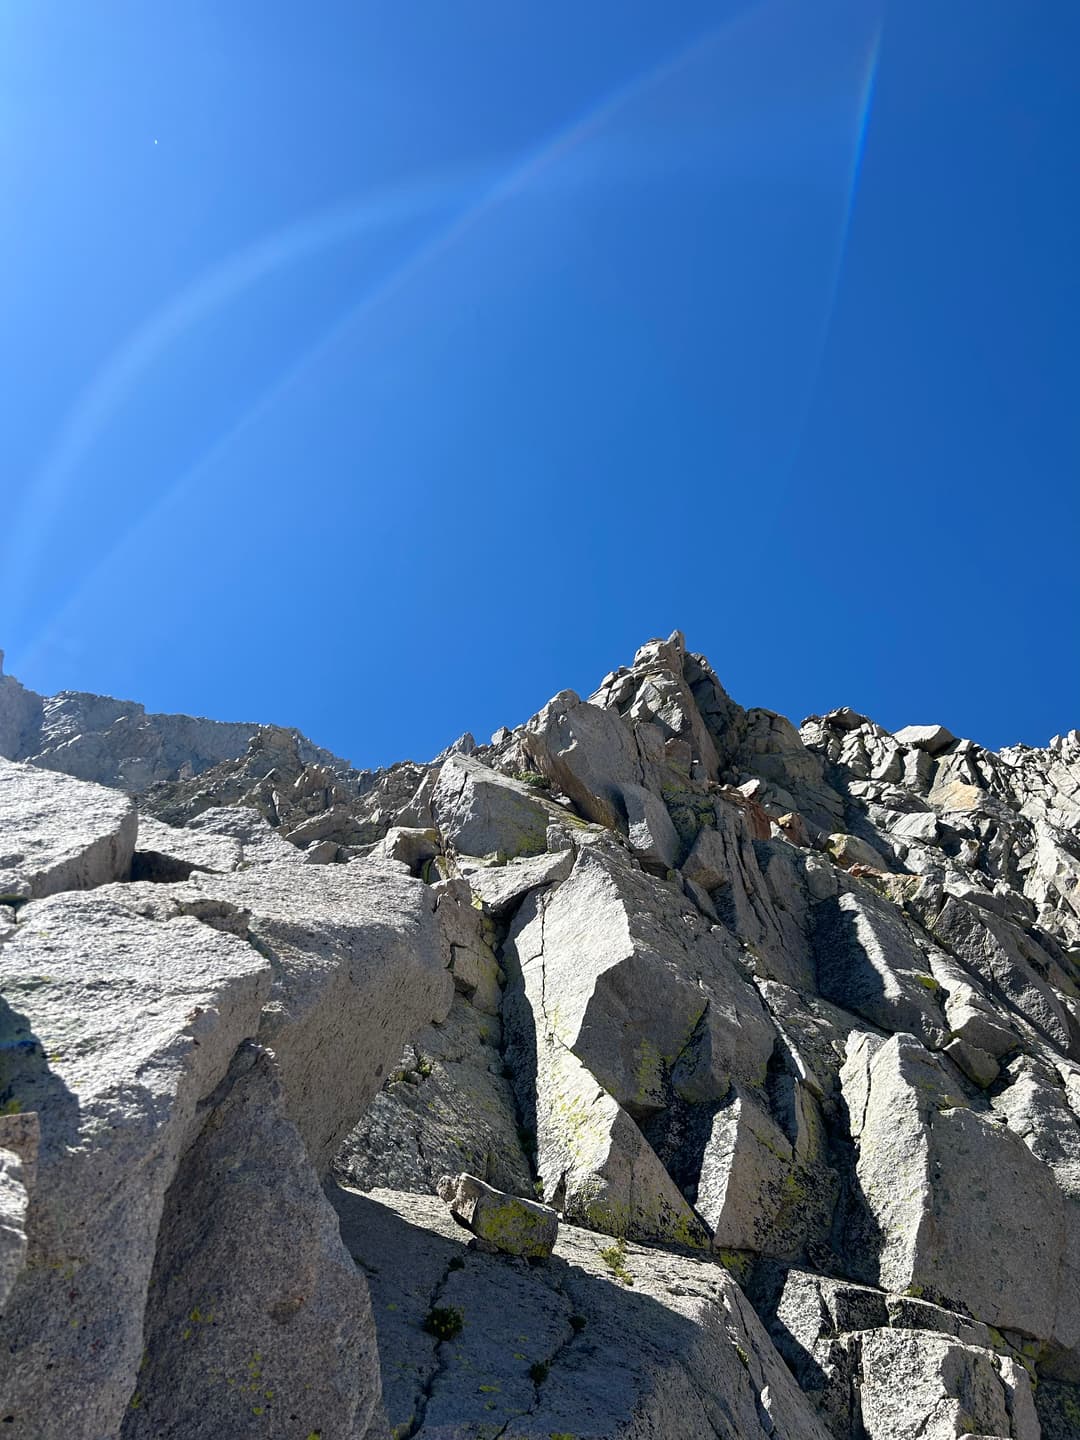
[0,847,452,1439]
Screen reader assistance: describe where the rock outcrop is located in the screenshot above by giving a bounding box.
[0,651,347,792]
[0,757,137,900]
[1,631,1078,1438]
[0,787,451,1437]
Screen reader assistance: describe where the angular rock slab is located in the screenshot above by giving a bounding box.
[458,847,574,918]
[522,689,648,830]
[434,875,505,1016]
[334,993,533,1199]
[684,800,815,991]
[503,844,775,1245]
[0,889,271,1440]
[185,804,306,867]
[335,1184,833,1440]
[695,1087,801,1255]
[130,813,242,882]
[924,892,1072,1053]
[769,1267,1038,1440]
[841,1031,1068,1343]
[161,860,455,1172]
[529,1021,707,1246]
[812,887,949,1049]
[509,843,775,1116]
[0,756,137,900]
[122,1047,379,1440]
[858,1328,1038,1440]
[432,755,550,859]
[893,723,957,756]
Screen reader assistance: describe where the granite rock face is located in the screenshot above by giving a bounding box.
[122,1046,381,1440]
[0,757,137,900]
[0,789,450,1436]
[0,889,272,1438]
[337,1185,832,1440]
[1,632,1079,1438]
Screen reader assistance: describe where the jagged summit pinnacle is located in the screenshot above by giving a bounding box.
[1,635,1078,1437]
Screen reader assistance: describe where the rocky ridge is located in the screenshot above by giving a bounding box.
[0,650,349,793]
[1,632,1079,1438]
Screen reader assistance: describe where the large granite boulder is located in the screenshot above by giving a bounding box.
[130,812,242,881]
[0,890,271,1439]
[769,1267,1039,1440]
[437,1171,559,1258]
[811,887,950,1048]
[122,1046,379,1440]
[334,991,533,1199]
[841,1031,1072,1347]
[0,820,452,1435]
[431,754,551,859]
[142,860,454,1172]
[0,757,137,901]
[502,840,775,1246]
[522,688,649,830]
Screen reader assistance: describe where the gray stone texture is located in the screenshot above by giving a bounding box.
[156,861,454,1172]
[121,1046,380,1440]
[0,889,271,1438]
[337,1184,832,1440]
[0,756,137,900]
[432,754,551,859]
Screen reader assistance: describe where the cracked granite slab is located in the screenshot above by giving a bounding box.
[333,1183,830,1440]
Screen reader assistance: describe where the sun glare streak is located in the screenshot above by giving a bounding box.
[14,6,760,669]
[772,12,885,488]
[1,171,487,622]
[840,24,884,267]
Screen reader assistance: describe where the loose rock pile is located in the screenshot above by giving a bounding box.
[1,632,1079,1438]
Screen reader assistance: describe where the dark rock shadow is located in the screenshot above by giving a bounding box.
[640,1096,719,1209]
[0,990,80,1150]
[810,897,889,1028]
[497,902,541,1186]
[1034,1378,1080,1440]
[745,1261,832,1400]
[821,1079,887,1293]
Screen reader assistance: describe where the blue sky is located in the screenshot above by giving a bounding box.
[2,0,1077,767]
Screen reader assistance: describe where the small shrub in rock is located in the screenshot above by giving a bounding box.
[514,770,551,791]
[599,1237,634,1286]
[423,1305,464,1341]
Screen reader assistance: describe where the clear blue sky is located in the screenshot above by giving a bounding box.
[2,0,1077,767]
